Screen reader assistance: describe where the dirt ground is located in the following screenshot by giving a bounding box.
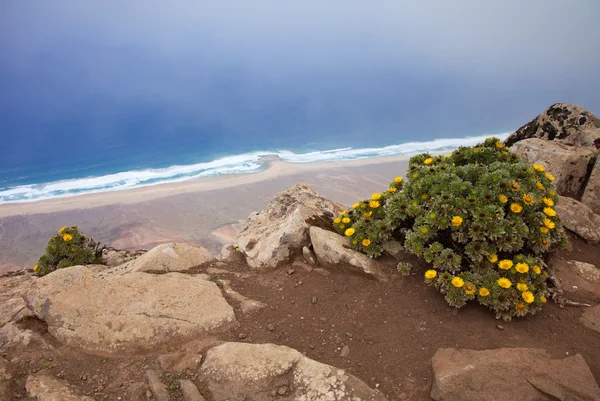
[4,234,600,401]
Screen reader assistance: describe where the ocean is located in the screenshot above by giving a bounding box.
[0,132,509,204]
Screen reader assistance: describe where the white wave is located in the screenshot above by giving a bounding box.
[0,133,510,204]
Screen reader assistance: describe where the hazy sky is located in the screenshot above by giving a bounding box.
[1,1,599,169]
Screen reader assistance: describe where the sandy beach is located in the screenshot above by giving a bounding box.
[0,155,410,273]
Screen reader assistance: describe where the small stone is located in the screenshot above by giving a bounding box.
[238,333,247,339]
[497,325,504,330]
[309,345,315,349]
[311,296,318,305]
[267,324,275,331]
[340,345,350,358]
[270,389,277,397]
[278,386,289,395]
[287,268,295,275]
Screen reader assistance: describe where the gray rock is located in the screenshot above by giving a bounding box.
[219,244,244,264]
[431,348,600,401]
[309,226,387,279]
[200,342,388,400]
[26,266,236,353]
[511,138,596,198]
[504,103,600,148]
[236,184,343,269]
[582,155,600,214]
[179,379,206,401]
[340,345,350,358]
[108,243,214,274]
[101,247,145,267]
[302,246,317,265]
[25,372,95,401]
[581,305,600,335]
[381,240,405,258]
[146,370,170,401]
[556,196,600,245]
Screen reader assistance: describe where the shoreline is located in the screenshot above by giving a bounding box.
[0,154,412,218]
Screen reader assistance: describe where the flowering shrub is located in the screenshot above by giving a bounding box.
[333,137,566,320]
[33,226,102,276]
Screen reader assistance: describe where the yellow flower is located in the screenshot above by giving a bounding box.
[515,263,529,274]
[522,291,535,304]
[33,264,39,271]
[63,234,73,242]
[425,270,437,279]
[533,164,545,172]
[344,228,355,237]
[363,211,373,217]
[424,158,433,165]
[333,218,341,224]
[352,203,360,209]
[464,283,476,295]
[421,193,429,200]
[487,254,498,263]
[536,182,544,190]
[542,197,554,207]
[388,187,397,194]
[517,283,529,292]
[499,195,508,203]
[451,277,465,288]
[495,142,504,148]
[369,201,380,209]
[451,216,463,227]
[541,238,549,246]
[372,193,382,201]
[533,266,541,275]
[498,259,513,270]
[516,302,526,311]
[429,212,437,219]
[339,224,345,229]
[549,190,556,196]
[342,217,351,224]
[340,210,346,216]
[497,278,512,289]
[540,295,547,303]
[58,226,66,233]
[421,226,429,234]
[540,227,549,234]
[522,194,534,205]
[510,203,523,213]
[362,239,371,247]
[545,172,555,181]
[473,148,480,153]
[543,208,556,217]
[510,181,520,192]
[479,287,490,297]
[394,176,403,183]
[543,218,555,229]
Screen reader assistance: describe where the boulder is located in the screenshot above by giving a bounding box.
[431,348,600,401]
[108,242,214,274]
[511,138,596,198]
[219,244,244,264]
[179,379,206,401]
[581,305,600,335]
[582,156,600,214]
[309,226,386,278]
[200,342,388,401]
[101,247,145,267]
[236,184,342,269]
[0,356,13,400]
[556,196,600,245]
[25,372,95,401]
[505,103,600,148]
[550,258,600,298]
[26,266,236,353]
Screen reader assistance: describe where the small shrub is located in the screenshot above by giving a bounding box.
[33,226,102,276]
[333,137,566,320]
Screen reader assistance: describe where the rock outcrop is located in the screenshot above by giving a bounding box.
[510,139,596,197]
[101,246,146,267]
[27,266,236,353]
[108,242,214,274]
[309,226,386,278]
[431,348,600,401]
[26,372,95,401]
[505,103,600,148]
[200,342,388,401]
[581,156,600,214]
[555,196,600,245]
[236,184,342,269]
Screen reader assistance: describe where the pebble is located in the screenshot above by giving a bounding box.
[311,296,318,304]
[340,345,350,358]
[497,324,504,330]
[278,386,289,395]
[287,269,295,275]
[267,324,275,331]
[238,333,247,339]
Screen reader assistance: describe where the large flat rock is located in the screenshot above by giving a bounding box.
[26,266,236,353]
[556,196,600,245]
[26,372,95,401]
[200,342,388,401]
[431,348,600,401]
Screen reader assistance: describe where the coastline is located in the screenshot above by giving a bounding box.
[0,154,412,218]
